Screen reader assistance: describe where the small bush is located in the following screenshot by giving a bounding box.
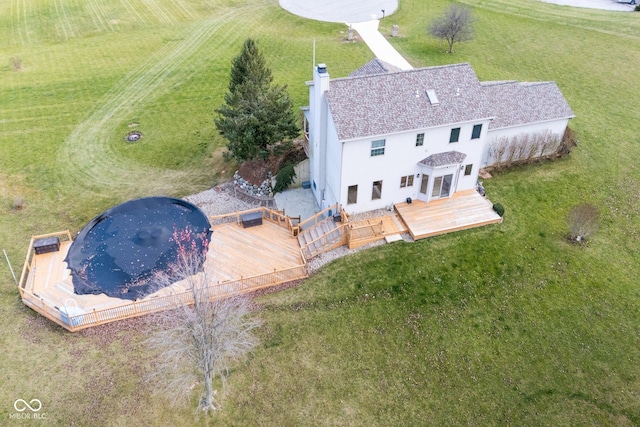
[273,163,296,193]
[493,203,505,217]
[635,4,640,11]
[567,203,599,242]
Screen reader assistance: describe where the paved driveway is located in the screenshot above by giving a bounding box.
[279,0,398,23]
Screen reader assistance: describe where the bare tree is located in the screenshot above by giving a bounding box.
[567,203,600,242]
[145,245,262,413]
[428,5,474,54]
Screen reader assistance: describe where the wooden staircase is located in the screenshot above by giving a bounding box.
[297,217,345,259]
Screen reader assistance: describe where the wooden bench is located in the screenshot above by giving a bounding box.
[241,211,263,228]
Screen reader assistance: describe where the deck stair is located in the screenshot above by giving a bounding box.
[297,217,345,259]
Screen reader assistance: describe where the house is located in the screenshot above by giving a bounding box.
[302,61,574,214]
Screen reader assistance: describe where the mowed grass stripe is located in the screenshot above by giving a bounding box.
[140,0,174,24]
[6,0,201,46]
[86,0,111,33]
[120,0,149,26]
[52,0,76,40]
[56,7,265,197]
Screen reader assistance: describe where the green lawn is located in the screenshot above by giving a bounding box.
[1,0,640,425]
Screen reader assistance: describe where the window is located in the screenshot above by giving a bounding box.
[472,124,482,139]
[464,164,473,176]
[419,174,429,194]
[371,139,385,156]
[415,133,424,147]
[400,175,414,188]
[449,128,460,143]
[347,185,358,204]
[372,180,383,200]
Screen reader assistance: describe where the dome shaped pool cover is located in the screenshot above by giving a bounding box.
[65,197,212,300]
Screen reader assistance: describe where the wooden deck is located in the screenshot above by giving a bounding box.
[208,220,304,282]
[19,196,501,331]
[19,218,307,331]
[394,190,502,240]
[347,213,408,248]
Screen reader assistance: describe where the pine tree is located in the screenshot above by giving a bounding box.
[215,39,299,162]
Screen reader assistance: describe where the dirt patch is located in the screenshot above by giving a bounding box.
[238,156,281,186]
[237,143,306,185]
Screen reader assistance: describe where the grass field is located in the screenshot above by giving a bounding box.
[1,0,640,425]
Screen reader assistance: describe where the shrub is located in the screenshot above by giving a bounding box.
[493,203,505,217]
[273,163,296,193]
[567,203,599,242]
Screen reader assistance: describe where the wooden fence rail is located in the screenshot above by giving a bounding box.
[18,230,72,298]
[18,206,329,331]
[19,250,307,332]
[21,264,307,331]
[209,207,294,231]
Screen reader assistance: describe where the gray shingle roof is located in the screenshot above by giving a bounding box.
[349,59,404,77]
[324,62,574,141]
[419,151,467,167]
[481,81,575,130]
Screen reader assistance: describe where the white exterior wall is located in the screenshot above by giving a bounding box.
[307,67,331,207]
[338,120,491,214]
[322,112,342,208]
[483,118,570,166]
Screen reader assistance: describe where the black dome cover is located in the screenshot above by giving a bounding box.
[65,197,212,300]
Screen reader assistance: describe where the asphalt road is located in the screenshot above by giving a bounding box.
[279,0,399,23]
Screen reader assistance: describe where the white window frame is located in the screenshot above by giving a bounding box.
[371,139,386,156]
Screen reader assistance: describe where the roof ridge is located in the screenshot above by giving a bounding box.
[332,62,473,83]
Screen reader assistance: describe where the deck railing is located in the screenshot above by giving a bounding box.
[18,221,308,332]
[291,202,339,237]
[346,221,384,249]
[20,263,308,332]
[18,230,73,299]
[209,207,295,231]
[300,223,348,259]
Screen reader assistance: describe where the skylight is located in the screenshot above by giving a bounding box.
[426,89,439,105]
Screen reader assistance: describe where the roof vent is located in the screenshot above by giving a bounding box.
[317,63,327,74]
[426,89,439,105]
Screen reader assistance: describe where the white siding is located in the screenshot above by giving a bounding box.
[338,120,490,214]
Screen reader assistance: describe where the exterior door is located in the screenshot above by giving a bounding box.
[432,174,453,199]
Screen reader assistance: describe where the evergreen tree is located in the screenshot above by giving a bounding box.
[215,39,299,162]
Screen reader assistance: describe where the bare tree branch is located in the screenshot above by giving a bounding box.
[428,5,474,54]
[567,203,600,242]
[145,242,262,413]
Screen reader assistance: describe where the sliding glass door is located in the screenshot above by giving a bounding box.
[432,174,453,199]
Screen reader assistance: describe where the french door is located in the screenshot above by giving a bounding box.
[432,174,453,199]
